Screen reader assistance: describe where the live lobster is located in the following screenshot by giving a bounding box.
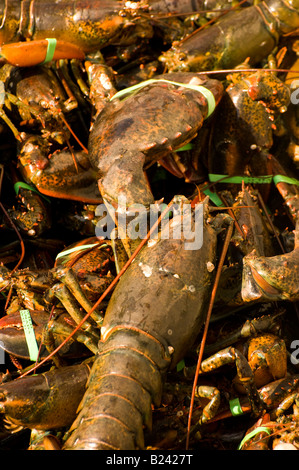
[0,0,299,453]
[63,199,222,449]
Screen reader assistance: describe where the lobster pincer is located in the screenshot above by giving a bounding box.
[0,361,92,431]
[242,222,299,303]
[88,72,223,209]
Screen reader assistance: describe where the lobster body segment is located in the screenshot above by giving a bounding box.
[64,200,218,450]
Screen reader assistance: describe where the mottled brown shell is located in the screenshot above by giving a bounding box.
[88,72,223,205]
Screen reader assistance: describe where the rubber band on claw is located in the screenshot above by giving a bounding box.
[110,79,216,118]
[229,398,244,417]
[14,181,51,203]
[238,426,271,450]
[20,309,39,362]
[209,174,299,186]
[0,39,85,67]
[41,38,57,64]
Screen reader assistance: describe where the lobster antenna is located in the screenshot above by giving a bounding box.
[0,166,25,277]
[59,111,88,154]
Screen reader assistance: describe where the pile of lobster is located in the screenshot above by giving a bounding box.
[0,0,299,451]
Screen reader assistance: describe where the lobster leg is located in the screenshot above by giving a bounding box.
[0,361,92,430]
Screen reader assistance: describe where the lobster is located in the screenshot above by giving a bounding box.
[0,360,92,431]
[0,0,296,74]
[0,0,153,54]
[208,374,299,449]
[239,413,299,450]
[9,176,52,238]
[0,0,254,67]
[208,70,291,180]
[63,198,224,449]
[194,332,288,427]
[160,0,299,72]
[147,0,254,15]
[0,60,104,205]
[0,238,116,361]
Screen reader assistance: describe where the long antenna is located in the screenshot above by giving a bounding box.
[186,221,234,449]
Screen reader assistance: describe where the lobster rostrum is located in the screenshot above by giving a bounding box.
[242,220,299,303]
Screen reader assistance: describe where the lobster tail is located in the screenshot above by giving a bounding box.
[64,328,171,450]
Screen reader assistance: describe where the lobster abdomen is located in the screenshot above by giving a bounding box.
[64,328,170,449]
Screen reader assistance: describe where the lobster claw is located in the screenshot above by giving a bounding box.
[0,310,90,361]
[241,245,299,303]
[0,40,85,67]
[88,73,223,208]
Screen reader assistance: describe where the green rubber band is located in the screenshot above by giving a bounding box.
[41,38,57,64]
[14,181,51,203]
[55,243,105,261]
[203,188,224,207]
[209,174,274,184]
[14,181,37,194]
[176,143,194,152]
[19,309,39,362]
[229,398,244,416]
[273,175,299,186]
[111,79,216,118]
[176,359,185,372]
[238,426,271,450]
[209,174,299,186]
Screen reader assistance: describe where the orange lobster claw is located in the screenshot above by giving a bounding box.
[0,39,85,67]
